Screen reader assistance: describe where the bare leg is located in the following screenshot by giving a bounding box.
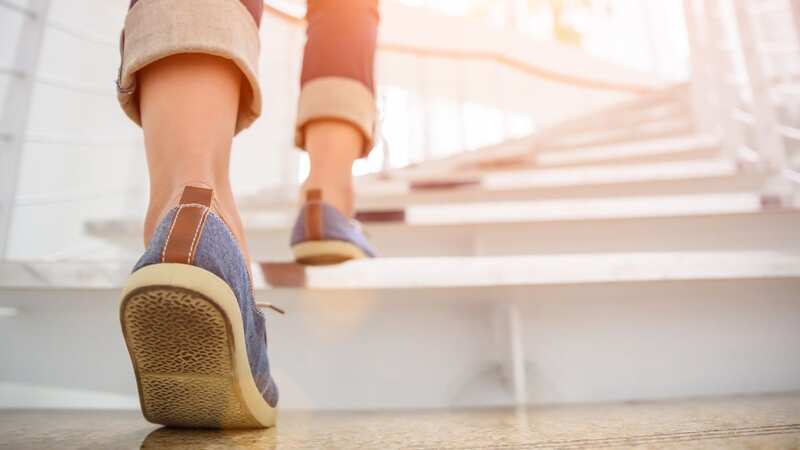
[302,121,363,217]
[138,53,249,260]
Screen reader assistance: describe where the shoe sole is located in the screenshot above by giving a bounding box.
[120,263,276,429]
[292,240,368,265]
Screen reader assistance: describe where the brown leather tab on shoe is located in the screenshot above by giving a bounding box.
[162,186,214,264]
[305,189,323,241]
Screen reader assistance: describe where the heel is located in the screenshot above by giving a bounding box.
[292,240,367,265]
[120,263,276,428]
[292,189,371,265]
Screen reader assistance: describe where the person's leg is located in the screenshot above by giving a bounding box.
[139,53,247,254]
[303,122,362,217]
[115,1,279,428]
[117,0,265,257]
[295,0,380,218]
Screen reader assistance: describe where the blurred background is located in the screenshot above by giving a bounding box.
[0,0,692,260]
[0,0,799,412]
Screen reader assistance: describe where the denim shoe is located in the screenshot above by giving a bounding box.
[290,189,377,265]
[120,186,278,429]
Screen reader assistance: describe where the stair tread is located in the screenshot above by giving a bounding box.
[259,251,800,289]
[369,133,717,182]
[397,193,763,226]
[243,159,758,210]
[240,193,767,228]
[3,251,799,290]
[368,84,691,180]
[86,195,791,237]
[481,158,744,189]
[530,136,719,169]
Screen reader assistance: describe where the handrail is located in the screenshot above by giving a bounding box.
[261,1,656,95]
[687,0,799,200]
[262,0,305,25]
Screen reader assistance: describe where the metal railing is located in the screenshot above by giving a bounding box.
[685,0,800,204]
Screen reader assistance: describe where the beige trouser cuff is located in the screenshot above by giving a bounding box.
[295,77,377,157]
[117,0,262,134]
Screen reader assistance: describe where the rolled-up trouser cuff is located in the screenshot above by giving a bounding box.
[294,77,376,157]
[117,0,262,134]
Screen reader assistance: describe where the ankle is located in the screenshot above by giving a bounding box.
[142,182,253,270]
[142,180,242,248]
[302,179,355,218]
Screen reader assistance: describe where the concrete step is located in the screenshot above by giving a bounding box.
[85,195,799,259]
[2,251,799,410]
[243,159,765,210]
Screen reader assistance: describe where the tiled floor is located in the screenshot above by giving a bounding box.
[2,393,799,449]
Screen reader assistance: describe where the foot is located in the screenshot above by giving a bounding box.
[290,188,376,265]
[301,181,355,219]
[144,182,252,267]
[121,186,278,428]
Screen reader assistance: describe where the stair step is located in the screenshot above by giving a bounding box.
[3,251,799,292]
[534,134,719,168]
[369,84,691,182]
[362,171,765,209]
[85,197,799,258]
[396,193,760,225]
[244,159,763,210]
[543,117,694,152]
[380,134,721,182]
[258,251,800,290]
[3,253,799,410]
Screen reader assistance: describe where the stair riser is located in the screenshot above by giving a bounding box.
[536,146,720,169]
[88,212,798,260]
[2,279,799,410]
[244,212,800,259]
[352,175,765,209]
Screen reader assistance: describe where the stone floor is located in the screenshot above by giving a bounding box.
[2,393,799,449]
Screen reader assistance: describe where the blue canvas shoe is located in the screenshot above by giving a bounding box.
[119,186,278,429]
[290,189,377,265]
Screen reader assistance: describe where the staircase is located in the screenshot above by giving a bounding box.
[2,80,799,411]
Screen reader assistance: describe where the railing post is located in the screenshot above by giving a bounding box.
[457,60,468,153]
[791,0,800,47]
[683,0,714,135]
[505,0,529,31]
[700,0,745,160]
[0,0,52,259]
[417,55,433,161]
[641,0,662,76]
[492,302,528,406]
[732,0,787,171]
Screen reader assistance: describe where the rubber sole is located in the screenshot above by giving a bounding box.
[292,240,367,266]
[120,263,276,429]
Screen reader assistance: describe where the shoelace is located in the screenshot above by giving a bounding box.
[256,302,286,315]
